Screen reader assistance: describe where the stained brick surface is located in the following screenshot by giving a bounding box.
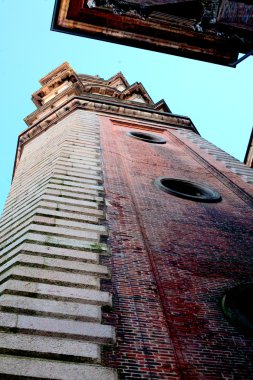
[100,116,253,379]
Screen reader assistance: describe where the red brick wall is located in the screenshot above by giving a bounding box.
[100,116,253,379]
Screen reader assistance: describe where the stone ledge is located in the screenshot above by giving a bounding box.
[0,266,100,289]
[54,165,102,178]
[0,294,101,322]
[33,215,106,232]
[0,233,108,258]
[0,355,118,379]
[0,279,112,306]
[1,254,109,277]
[49,177,104,191]
[47,181,102,195]
[0,194,43,225]
[42,194,100,209]
[56,159,100,170]
[0,332,101,363]
[0,312,115,344]
[3,178,50,210]
[0,244,99,265]
[44,188,103,203]
[35,208,101,224]
[39,200,104,215]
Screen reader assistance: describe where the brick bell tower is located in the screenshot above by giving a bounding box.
[0,62,253,379]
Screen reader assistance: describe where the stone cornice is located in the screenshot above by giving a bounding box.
[121,82,154,105]
[106,72,130,87]
[25,82,83,126]
[32,68,82,107]
[39,62,71,85]
[25,86,170,128]
[14,94,197,177]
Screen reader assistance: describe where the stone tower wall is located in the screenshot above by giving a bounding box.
[0,64,253,379]
[0,110,117,379]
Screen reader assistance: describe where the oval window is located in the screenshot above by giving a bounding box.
[127,131,166,144]
[155,178,222,202]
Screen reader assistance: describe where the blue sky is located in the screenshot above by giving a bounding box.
[0,0,252,214]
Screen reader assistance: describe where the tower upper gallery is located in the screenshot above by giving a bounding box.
[31,62,170,109]
[16,62,196,176]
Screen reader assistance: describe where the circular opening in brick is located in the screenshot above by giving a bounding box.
[155,178,222,202]
[127,131,166,144]
[222,284,253,335]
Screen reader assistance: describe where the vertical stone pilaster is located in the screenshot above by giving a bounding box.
[0,110,117,379]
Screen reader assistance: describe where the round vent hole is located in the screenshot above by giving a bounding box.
[222,284,253,335]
